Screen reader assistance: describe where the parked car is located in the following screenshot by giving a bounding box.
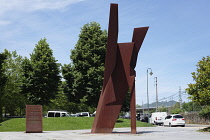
[47,111,70,117]
[77,112,90,117]
[70,113,79,117]
[91,111,96,117]
[150,112,167,125]
[136,113,148,122]
[163,114,185,127]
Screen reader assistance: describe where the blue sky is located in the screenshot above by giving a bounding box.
[0,0,209,106]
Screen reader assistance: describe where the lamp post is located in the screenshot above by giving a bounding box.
[147,68,153,122]
[155,77,158,112]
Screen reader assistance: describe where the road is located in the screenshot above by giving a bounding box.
[0,124,209,140]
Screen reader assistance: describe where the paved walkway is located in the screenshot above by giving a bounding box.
[0,125,210,140]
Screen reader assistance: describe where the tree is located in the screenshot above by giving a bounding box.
[158,106,167,112]
[186,56,210,118]
[2,50,27,116]
[136,104,141,108]
[121,92,131,112]
[186,56,210,106]
[62,22,107,107]
[182,102,201,112]
[62,64,75,102]
[0,53,7,121]
[49,81,70,111]
[170,102,182,114]
[23,38,61,105]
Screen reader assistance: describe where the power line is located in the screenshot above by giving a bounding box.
[153,87,187,104]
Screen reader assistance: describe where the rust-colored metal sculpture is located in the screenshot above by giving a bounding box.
[91,3,149,134]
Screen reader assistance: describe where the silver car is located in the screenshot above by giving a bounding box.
[164,114,185,127]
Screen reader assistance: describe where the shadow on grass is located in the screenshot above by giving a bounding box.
[116,120,124,123]
[0,118,10,123]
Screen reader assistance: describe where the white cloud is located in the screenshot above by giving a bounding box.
[0,0,85,15]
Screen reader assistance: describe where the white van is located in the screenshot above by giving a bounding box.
[47,111,70,117]
[150,112,167,125]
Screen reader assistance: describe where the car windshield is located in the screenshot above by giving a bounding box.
[173,115,183,118]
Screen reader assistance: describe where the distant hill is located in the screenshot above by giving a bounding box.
[141,100,177,108]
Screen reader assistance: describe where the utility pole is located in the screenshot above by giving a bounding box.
[155,77,158,112]
[179,86,182,109]
[146,68,153,124]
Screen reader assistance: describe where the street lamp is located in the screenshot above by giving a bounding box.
[155,77,158,112]
[147,68,153,122]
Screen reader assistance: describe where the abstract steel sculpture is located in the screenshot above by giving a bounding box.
[91,3,149,134]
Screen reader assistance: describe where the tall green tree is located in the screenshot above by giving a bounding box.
[186,56,210,118]
[0,53,7,121]
[2,50,27,116]
[24,38,61,105]
[186,56,210,105]
[62,22,107,107]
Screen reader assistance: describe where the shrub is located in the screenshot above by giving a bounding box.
[199,106,210,119]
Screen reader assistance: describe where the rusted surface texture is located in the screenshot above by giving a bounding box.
[131,27,149,68]
[26,105,43,133]
[102,3,118,92]
[91,3,149,134]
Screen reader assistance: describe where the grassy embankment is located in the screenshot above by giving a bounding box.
[0,117,153,132]
[199,127,210,132]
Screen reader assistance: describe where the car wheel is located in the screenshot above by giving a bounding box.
[181,125,185,127]
[154,122,157,125]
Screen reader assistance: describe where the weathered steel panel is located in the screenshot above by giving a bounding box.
[91,3,149,134]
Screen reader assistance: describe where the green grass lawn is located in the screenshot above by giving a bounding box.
[0,117,153,132]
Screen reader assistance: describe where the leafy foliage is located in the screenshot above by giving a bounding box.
[48,81,92,113]
[2,50,27,116]
[0,53,7,91]
[121,91,131,112]
[199,105,210,119]
[186,56,210,117]
[48,82,70,110]
[23,38,61,105]
[186,56,210,106]
[158,107,167,112]
[182,102,201,112]
[170,108,182,114]
[0,53,7,121]
[62,22,107,107]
